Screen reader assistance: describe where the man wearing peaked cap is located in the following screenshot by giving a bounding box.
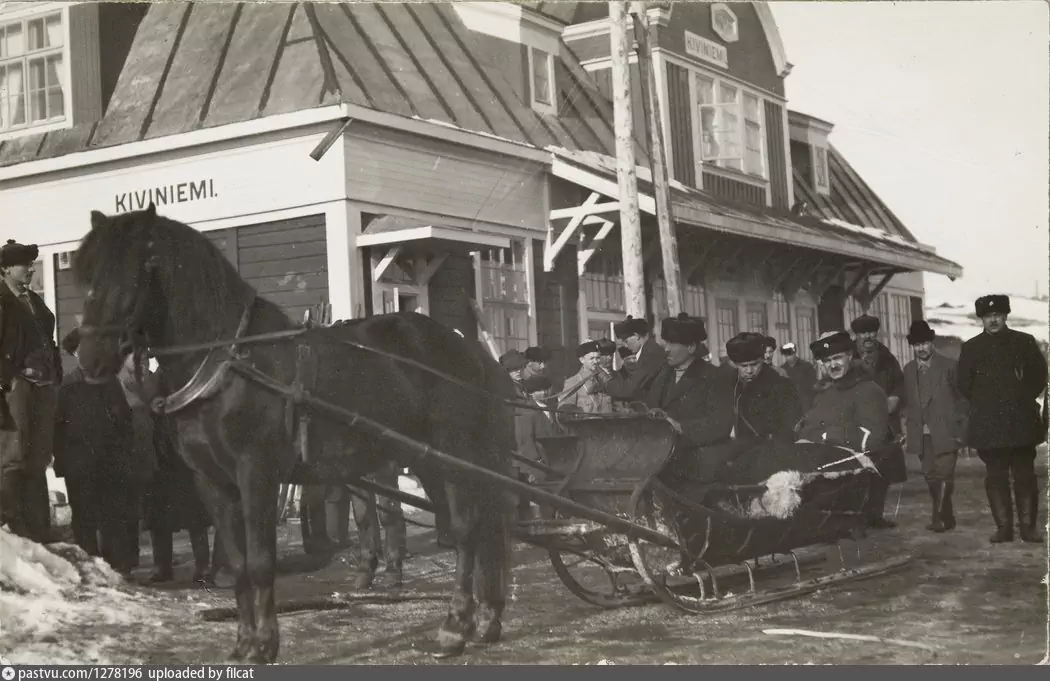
[606,315,664,404]
[642,314,736,481]
[0,239,62,543]
[499,349,528,383]
[958,294,1047,543]
[901,319,967,534]
[798,330,891,489]
[559,340,612,414]
[779,341,817,410]
[850,312,906,529]
[726,333,802,445]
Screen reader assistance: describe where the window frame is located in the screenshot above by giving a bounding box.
[0,6,70,137]
[527,45,556,116]
[691,70,768,181]
[475,239,534,354]
[813,145,830,195]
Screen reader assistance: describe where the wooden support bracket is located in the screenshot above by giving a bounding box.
[780,256,825,301]
[844,264,874,299]
[578,219,615,276]
[372,245,403,283]
[809,263,845,299]
[865,270,897,305]
[415,252,450,287]
[545,192,604,272]
[683,236,722,284]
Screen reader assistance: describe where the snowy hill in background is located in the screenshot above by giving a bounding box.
[925,294,1048,345]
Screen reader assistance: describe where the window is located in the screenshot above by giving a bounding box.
[528,46,555,115]
[651,280,707,327]
[813,145,830,195]
[773,292,792,350]
[710,4,739,43]
[794,306,816,361]
[695,73,765,178]
[0,10,66,133]
[715,299,738,360]
[746,301,767,334]
[478,241,530,354]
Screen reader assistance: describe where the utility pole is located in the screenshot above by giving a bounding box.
[609,0,647,319]
[631,1,683,318]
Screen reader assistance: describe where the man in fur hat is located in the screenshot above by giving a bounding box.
[605,315,664,403]
[0,240,61,542]
[780,342,817,410]
[957,294,1047,543]
[727,333,802,444]
[644,314,736,481]
[761,336,790,378]
[797,330,890,459]
[901,320,967,533]
[850,313,906,528]
[559,340,612,414]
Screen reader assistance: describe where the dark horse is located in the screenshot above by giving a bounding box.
[73,205,517,663]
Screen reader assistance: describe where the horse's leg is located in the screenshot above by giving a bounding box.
[195,473,254,661]
[434,481,477,658]
[238,461,280,664]
[473,490,511,644]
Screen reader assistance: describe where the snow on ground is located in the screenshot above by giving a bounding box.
[0,529,159,665]
[925,294,1048,344]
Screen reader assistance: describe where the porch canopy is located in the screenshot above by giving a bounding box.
[357,214,510,285]
[546,148,963,309]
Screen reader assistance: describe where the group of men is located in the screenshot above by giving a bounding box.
[501,293,1047,543]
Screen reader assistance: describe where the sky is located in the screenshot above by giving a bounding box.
[769,0,1049,304]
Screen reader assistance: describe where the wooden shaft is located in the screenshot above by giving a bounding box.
[609,0,647,319]
[229,362,680,550]
[631,2,683,318]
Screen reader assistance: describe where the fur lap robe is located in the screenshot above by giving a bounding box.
[662,439,878,521]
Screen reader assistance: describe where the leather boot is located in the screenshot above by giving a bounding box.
[2,469,29,538]
[149,530,175,581]
[190,529,214,585]
[1015,481,1044,543]
[926,482,946,532]
[941,481,956,531]
[865,478,897,529]
[986,479,1014,543]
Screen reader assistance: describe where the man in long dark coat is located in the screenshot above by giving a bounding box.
[644,314,736,482]
[957,294,1047,543]
[726,333,802,445]
[851,313,906,528]
[0,240,62,543]
[606,316,665,404]
[779,342,817,411]
[901,320,967,533]
[53,328,137,568]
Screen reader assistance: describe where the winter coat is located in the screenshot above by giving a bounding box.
[781,358,818,411]
[513,393,559,474]
[957,327,1048,450]
[644,359,736,480]
[560,367,613,414]
[901,353,968,456]
[798,361,890,455]
[733,364,804,445]
[857,340,904,435]
[605,337,665,403]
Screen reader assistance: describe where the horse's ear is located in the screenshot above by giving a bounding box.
[90,211,108,230]
[146,202,157,220]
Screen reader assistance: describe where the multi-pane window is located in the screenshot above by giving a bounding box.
[773,292,792,350]
[528,46,555,114]
[0,11,65,132]
[695,73,765,178]
[479,241,530,354]
[746,301,768,335]
[794,306,816,361]
[813,145,830,193]
[715,299,739,360]
[651,280,707,327]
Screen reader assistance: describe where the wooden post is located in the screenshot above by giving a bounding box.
[630,1,683,318]
[609,0,647,319]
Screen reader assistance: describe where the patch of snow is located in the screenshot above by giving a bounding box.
[925,294,1048,344]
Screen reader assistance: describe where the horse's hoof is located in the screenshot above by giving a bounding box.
[475,620,502,644]
[433,629,467,659]
[247,645,278,665]
[352,571,375,590]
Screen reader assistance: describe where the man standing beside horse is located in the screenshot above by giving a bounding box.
[0,240,62,543]
[957,294,1046,544]
[900,320,967,533]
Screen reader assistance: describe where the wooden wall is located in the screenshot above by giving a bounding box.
[427,253,476,337]
[764,100,789,210]
[701,171,767,206]
[666,61,695,186]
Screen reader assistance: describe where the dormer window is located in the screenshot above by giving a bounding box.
[813,145,830,195]
[694,73,765,178]
[0,9,66,133]
[528,46,556,115]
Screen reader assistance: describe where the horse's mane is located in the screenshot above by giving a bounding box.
[74,209,262,341]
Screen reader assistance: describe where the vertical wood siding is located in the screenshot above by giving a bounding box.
[701,172,767,206]
[428,252,476,337]
[764,100,789,210]
[666,62,695,186]
[236,215,329,324]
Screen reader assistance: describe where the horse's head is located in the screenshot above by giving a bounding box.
[74,204,167,383]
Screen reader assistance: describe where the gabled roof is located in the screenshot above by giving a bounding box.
[0,2,621,168]
[792,144,917,243]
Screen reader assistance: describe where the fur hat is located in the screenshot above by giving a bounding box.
[780,342,797,356]
[613,315,650,340]
[975,294,1011,317]
[762,335,777,350]
[595,338,617,356]
[521,374,552,393]
[524,346,552,363]
[0,239,38,268]
[907,319,936,345]
[726,333,765,364]
[850,314,881,334]
[576,340,601,358]
[61,328,81,356]
[499,350,527,371]
[810,330,854,361]
[661,313,708,345]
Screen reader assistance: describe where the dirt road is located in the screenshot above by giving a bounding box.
[23,452,1049,665]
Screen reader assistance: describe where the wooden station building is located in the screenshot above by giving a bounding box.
[0,1,961,380]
